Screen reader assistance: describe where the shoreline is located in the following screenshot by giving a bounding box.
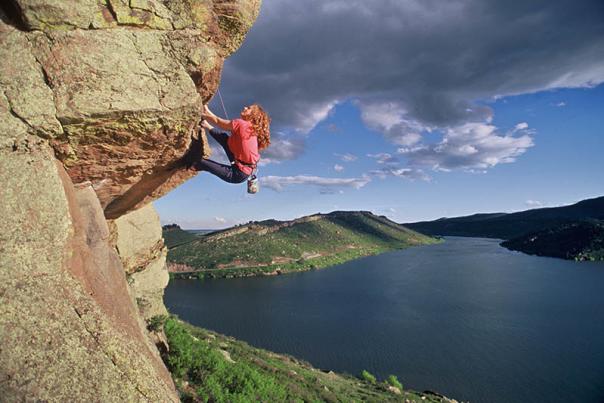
[168,241,440,280]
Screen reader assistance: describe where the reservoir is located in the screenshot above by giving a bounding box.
[164,237,604,403]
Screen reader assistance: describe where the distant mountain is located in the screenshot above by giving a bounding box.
[404,196,604,239]
[501,221,604,261]
[162,224,199,249]
[167,211,437,278]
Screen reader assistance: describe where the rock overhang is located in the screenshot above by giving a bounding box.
[1,0,261,218]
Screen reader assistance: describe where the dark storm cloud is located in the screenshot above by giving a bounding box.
[217,0,604,164]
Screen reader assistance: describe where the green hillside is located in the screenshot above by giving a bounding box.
[158,316,450,402]
[501,221,604,261]
[405,195,604,239]
[163,224,199,249]
[167,211,437,279]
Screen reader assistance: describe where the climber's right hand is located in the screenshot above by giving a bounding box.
[201,104,214,119]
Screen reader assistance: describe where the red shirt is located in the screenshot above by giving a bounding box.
[228,118,259,175]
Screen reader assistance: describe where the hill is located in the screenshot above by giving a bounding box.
[167,211,438,278]
[159,317,452,402]
[162,224,199,249]
[501,221,604,261]
[405,196,604,239]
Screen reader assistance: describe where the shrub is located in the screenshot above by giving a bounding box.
[147,315,168,332]
[164,318,195,378]
[164,318,289,402]
[386,374,403,390]
[360,370,376,384]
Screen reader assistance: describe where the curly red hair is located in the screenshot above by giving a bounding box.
[243,104,271,151]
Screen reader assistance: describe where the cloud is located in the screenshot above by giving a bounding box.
[525,200,543,208]
[214,217,227,223]
[367,152,399,165]
[259,131,306,164]
[261,175,370,192]
[369,167,430,181]
[217,0,604,165]
[334,164,344,172]
[555,101,567,107]
[358,100,426,146]
[397,122,534,171]
[334,153,358,162]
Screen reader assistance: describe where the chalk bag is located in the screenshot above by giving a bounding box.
[247,174,259,194]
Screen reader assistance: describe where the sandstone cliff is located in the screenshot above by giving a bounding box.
[0,1,260,400]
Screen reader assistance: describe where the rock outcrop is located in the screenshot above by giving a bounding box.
[0,0,260,400]
[112,204,170,321]
[1,0,259,218]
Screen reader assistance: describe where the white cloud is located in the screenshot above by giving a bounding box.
[334,153,358,162]
[214,217,227,223]
[334,164,344,172]
[367,152,399,165]
[369,167,430,181]
[358,100,426,146]
[525,200,543,208]
[514,122,529,131]
[555,101,567,107]
[294,100,338,134]
[261,175,370,192]
[398,122,534,171]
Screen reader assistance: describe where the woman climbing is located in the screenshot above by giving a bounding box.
[190,104,270,184]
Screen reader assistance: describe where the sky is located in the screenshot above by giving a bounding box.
[155,0,604,229]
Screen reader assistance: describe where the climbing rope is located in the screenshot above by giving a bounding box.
[217,88,229,119]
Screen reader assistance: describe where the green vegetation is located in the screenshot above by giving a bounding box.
[147,314,168,332]
[405,195,604,262]
[501,220,604,261]
[163,224,199,249]
[361,370,377,384]
[405,195,604,239]
[167,211,438,279]
[162,316,447,402]
[386,374,403,391]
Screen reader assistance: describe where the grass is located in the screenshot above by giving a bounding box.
[163,224,200,249]
[167,211,439,279]
[161,316,450,403]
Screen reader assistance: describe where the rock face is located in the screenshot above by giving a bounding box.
[0,139,176,401]
[112,204,170,321]
[1,0,259,218]
[0,0,260,400]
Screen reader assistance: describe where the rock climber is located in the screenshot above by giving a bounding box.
[190,103,271,184]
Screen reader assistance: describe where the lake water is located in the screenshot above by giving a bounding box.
[164,237,604,403]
